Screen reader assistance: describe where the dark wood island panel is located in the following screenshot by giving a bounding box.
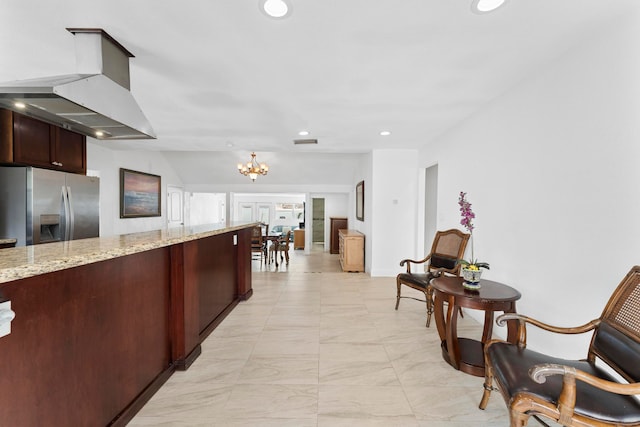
[0,224,254,426]
[0,248,172,427]
[171,227,252,370]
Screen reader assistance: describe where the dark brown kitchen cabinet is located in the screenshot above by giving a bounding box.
[52,127,86,173]
[330,217,348,254]
[0,108,86,174]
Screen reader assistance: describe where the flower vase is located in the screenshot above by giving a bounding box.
[461,268,482,290]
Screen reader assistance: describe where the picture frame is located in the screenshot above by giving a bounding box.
[356,180,364,221]
[120,168,161,218]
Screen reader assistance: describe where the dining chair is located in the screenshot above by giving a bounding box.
[251,225,265,264]
[269,230,292,266]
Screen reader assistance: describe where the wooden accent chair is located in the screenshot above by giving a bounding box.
[250,225,265,264]
[480,266,640,427]
[395,229,470,327]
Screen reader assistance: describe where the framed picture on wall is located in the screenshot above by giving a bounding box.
[356,180,364,221]
[120,168,161,218]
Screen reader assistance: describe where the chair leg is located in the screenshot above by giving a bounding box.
[395,278,402,310]
[510,410,530,427]
[479,365,494,410]
[425,286,434,328]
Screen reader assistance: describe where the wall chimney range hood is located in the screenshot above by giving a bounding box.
[0,28,156,140]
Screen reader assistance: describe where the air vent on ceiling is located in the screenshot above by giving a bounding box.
[293,139,318,145]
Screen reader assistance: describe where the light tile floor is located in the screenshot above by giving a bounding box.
[129,244,541,426]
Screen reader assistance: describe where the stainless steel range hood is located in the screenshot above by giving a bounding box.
[0,28,156,140]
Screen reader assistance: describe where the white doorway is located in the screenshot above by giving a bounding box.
[424,164,438,246]
[231,193,305,232]
[312,198,325,243]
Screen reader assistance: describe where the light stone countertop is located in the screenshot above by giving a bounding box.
[0,239,17,245]
[0,222,256,284]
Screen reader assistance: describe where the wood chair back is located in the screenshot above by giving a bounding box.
[250,225,265,264]
[395,229,470,327]
[590,266,640,382]
[426,229,471,275]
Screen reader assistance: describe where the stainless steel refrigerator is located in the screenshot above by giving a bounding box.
[0,166,100,246]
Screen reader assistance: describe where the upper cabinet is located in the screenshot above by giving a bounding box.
[0,109,86,174]
[51,127,86,173]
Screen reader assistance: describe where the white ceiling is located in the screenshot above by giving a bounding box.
[0,0,637,155]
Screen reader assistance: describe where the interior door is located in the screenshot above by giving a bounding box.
[312,198,324,243]
[257,204,270,225]
[238,203,254,222]
[167,185,184,227]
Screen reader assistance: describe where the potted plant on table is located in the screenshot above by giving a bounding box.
[457,191,489,290]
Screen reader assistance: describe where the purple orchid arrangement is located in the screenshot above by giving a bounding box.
[458,191,489,270]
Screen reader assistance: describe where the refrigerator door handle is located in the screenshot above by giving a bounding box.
[66,186,75,241]
[61,186,69,241]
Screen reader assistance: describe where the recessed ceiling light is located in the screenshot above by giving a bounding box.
[14,102,26,109]
[380,131,391,136]
[95,131,104,137]
[260,0,292,19]
[471,0,507,14]
[298,130,309,136]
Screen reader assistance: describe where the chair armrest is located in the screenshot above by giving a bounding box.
[399,254,432,274]
[429,267,447,277]
[496,313,600,348]
[531,363,640,395]
[529,363,640,425]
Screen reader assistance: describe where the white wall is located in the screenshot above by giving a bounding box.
[369,149,419,276]
[421,11,640,356]
[164,151,362,192]
[350,152,372,270]
[86,143,184,236]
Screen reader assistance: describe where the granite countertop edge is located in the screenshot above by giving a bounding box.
[0,222,256,284]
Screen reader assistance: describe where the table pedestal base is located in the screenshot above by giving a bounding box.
[431,276,521,377]
[440,338,485,377]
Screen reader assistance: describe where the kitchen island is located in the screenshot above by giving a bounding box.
[0,222,254,427]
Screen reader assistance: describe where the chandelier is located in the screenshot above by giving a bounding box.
[237,152,269,181]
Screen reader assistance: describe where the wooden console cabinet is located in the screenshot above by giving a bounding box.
[330,217,347,254]
[338,229,364,272]
[0,108,87,174]
[293,229,305,249]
